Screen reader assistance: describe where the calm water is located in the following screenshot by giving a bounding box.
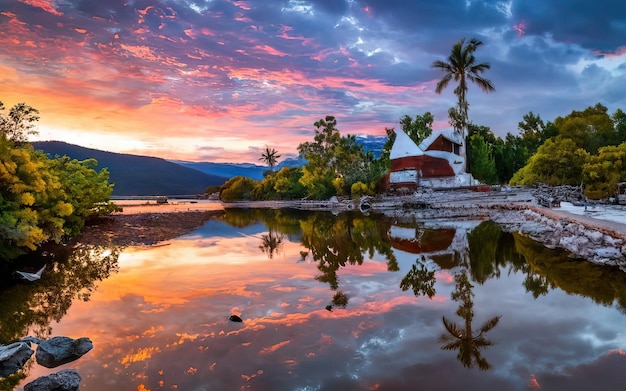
[4,208,626,391]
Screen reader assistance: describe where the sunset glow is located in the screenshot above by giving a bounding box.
[1,1,625,162]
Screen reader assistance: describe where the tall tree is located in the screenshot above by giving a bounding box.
[0,101,40,143]
[467,134,497,184]
[432,38,495,171]
[259,146,281,172]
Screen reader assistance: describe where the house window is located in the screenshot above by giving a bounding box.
[453,144,460,155]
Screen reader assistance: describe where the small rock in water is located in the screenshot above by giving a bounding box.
[229,315,243,322]
[325,305,333,312]
[35,336,93,368]
[0,341,34,376]
[24,369,81,391]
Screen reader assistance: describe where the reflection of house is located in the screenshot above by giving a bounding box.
[389,226,456,254]
[388,129,477,190]
[389,225,460,269]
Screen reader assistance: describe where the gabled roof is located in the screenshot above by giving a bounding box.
[389,128,463,160]
[418,128,463,150]
[389,129,424,159]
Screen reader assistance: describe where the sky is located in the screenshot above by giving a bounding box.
[1,0,625,163]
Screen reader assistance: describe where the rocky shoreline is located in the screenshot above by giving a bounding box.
[74,189,626,269]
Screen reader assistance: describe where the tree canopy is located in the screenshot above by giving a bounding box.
[1,100,117,260]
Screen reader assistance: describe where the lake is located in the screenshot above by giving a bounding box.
[4,208,626,390]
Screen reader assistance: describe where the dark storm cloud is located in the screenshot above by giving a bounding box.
[512,0,626,52]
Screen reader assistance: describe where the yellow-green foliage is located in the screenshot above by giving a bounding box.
[350,181,372,198]
[510,138,589,186]
[1,137,115,257]
[582,143,626,199]
[219,176,258,202]
[332,177,345,196]
[251,167,305,200]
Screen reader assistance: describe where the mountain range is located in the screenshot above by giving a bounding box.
[32,135,386,196]
[32,141,225,196]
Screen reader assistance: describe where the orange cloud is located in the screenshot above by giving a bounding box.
[18,0,63,16]
[259,340,291,354]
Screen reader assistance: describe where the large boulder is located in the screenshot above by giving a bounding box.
[35,336,93,368]
[0,341,34,376]
[24,369,81,391]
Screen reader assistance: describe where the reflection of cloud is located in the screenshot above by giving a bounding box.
[22,219,626,391]
[259,340,290,354]
[121,347,161,367]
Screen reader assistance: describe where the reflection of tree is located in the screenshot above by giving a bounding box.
[259,229,284,259]
[300,212,398,306]
[439,271,501,370]
[224,208,400,309]
[0,243,121,344]
[513,233,626,311]
[400,256,436,298]
[332,291,349,308]
[467,221,504,283]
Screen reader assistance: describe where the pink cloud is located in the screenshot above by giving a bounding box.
[18,0,63,16]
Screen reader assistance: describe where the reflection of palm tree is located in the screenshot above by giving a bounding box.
[259,229,284,259]
[439,272,501,370]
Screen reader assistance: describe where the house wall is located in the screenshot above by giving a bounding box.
[426,135,453,153]
[390,155,455,180]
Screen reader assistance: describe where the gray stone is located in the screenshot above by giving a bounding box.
[35,336,93,368]
[24,369,81,391]
[0,341,34,376]
[21,336,42,345]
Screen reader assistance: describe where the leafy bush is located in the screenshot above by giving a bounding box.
[219,176,258,202]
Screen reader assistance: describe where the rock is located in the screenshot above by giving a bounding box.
[229,315,243,322]
[21,336,42,345]
[24,369,81,391]
[0,341,34,376]
[35,336,93,368]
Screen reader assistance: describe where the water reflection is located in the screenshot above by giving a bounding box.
[0,243,120,390]
[440,271,501,370]
[7,208,626,390]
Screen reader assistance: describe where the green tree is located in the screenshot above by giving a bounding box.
[554,103,615,153]
[45,156,115,235]
[219,176,258,202]
[251,167,305,200]
[399,112,434,145]
[0,101,40,143]
[510,138,590,186]
[518,111,548,154]
[298,116,381,199]
[613,109,626,144]
[259,146,281,172]
[582,143,626,199]
[432,38,495,171]
[467,134,497,184]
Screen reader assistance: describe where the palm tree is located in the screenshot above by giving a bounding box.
[259,146,281,172]
[432,38,495,172]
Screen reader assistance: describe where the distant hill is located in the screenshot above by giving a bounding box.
[173,156,308,180]
[32,141,227,196]
[173,136,385,179]
[355,134,386,158]
[31,135,386,195]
